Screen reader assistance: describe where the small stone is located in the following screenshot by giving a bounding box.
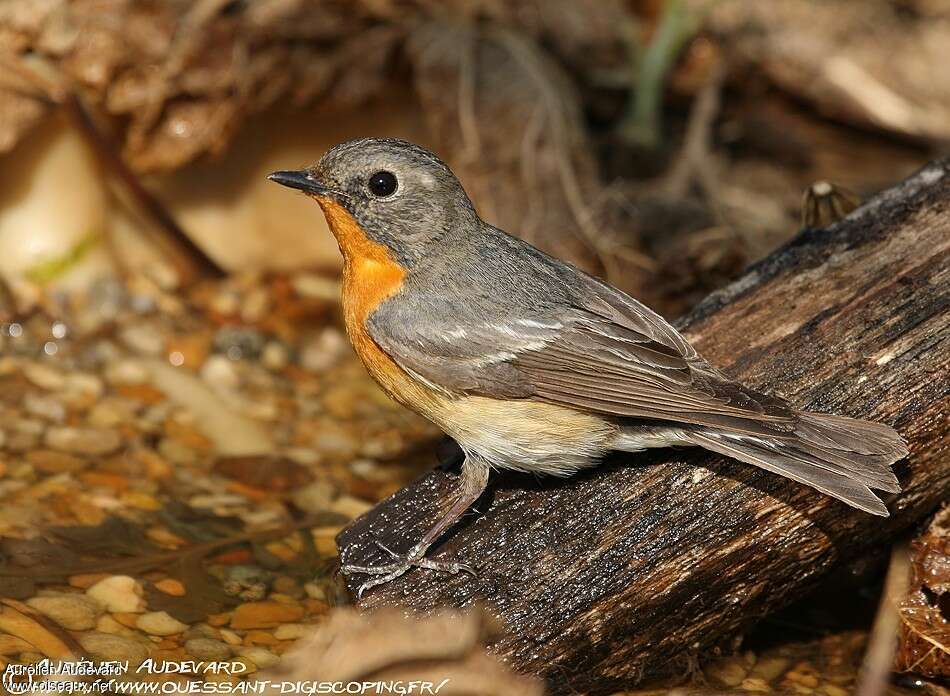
[219,629,242,646]
[239,647,279,669]
[87,576,146,613]
[27,450,87,474]
[88,401,131,427]
[741,678,770,692]
[23,393,66,422]
[289,482,334,514]
[310,424,358,460]
[291,274,339,302]
[69,573,111,589]
[154,578,186,596]
[63,373,104,398]
[207,613,230,627]
[786,671,819,689]
[300,328,348,372]
[707,658,748,687]
[80,633,149,665]
[241,288,271,323]
[137,611,188,636]
[22,363,66,390]
[821,686,849,696]
[45,426,121,456]
[105,359,149,385]
[201,355,240,390]
[96,615,136,636]
[159,438,197,466]
[273,623,310,641]
[27,595,102,631]
[261,342,289,371]
[303,583,325,601]
[120,324,165,356]
[330,495,372,520]
[230,601,304,630]
[185,638,232,661]
[751,656,790,681]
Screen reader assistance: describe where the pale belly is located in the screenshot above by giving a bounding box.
[428,395,619,477]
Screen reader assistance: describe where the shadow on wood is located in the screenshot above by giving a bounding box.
[337,161,950,695]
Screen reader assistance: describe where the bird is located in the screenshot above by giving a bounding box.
[268,138,907,597]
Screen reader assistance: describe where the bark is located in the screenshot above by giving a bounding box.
[336,160,950,695]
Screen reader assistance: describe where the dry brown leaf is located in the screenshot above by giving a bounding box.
[213,454,313,493]
[262,606,545,695]
[896,506,950,678]
[700,0,950,143]
[0,598,81,660]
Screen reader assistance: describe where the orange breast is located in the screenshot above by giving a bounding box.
[316,198,439,412]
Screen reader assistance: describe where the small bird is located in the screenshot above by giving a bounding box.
[269,138,906,597]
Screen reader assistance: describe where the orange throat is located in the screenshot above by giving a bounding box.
[315,197,427,408]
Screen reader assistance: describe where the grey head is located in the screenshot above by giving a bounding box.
[268,138,480,267]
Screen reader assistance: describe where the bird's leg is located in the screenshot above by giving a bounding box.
[341,455,489,598]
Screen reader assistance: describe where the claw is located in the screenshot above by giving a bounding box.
[341,539,476,597]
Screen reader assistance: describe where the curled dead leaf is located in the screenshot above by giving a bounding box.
[262,606,544,695]
[896,506,950,678]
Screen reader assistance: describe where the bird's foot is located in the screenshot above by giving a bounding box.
[341,540,475,598]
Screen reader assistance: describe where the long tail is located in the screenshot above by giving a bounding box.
[686,413,906,516]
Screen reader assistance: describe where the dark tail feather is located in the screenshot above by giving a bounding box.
[688,413,907,516]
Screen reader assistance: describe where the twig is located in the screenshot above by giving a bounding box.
[856,545,911,696]
[60,92,224,286]
[664,61,724,206]
[0,54,224,287]
[0,515,336,581]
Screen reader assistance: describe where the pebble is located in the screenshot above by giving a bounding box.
[241,288,271,323]
[23,393,66,422]
[230,601,304,630]
[105,359,150,385]
[27,595,102,631]
[261,342,289,371]
[63,372,105,398]
[200,355,240,390]
[159,438,198,466]
[751,656,790,681]
[96,615,136,636]
[289,481,335,514]
[22,363,66,390]
[707,658,748,687]
[87,576,146,613]
[786,670,820,688]
[821,686,849,696]
[27,450,87,474]
[185,638,232,661]
[239,647,279,669]
[211,289,241,316]
[273,623,310,641]
[219,629,242,646]
[301,328,348,372]
[741,678,770,692]
[137,611,189,636]
[154,578,186,596]
[45,426,121,456]
[291,274,339,302]
[303,583,325,601]
[330,495,372,520]
[80,632,149,665]
[120,324,165,356]
[310,424,358,460]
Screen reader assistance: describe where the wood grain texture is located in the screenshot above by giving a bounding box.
[336,160,950,695]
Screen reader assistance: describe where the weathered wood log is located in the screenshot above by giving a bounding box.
[337,160,950,694]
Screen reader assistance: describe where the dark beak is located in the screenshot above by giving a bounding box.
[267,169,335,196]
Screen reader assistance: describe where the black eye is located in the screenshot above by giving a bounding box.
[368,170,398,197]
